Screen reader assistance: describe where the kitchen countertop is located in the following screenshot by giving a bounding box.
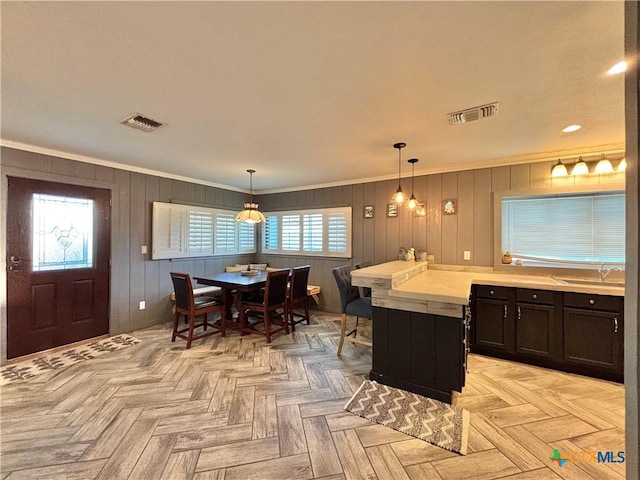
[351,261,624,307]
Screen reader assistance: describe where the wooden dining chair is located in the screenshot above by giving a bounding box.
[239,268,290,343]
[170,272,225,349]
[288,265,311,331]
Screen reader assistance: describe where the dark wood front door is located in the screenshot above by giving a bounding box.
[6,177,111,359]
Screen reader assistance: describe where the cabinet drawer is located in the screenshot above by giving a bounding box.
[564,293,622,312]
[475,285,510,300]
[517,288,554,305]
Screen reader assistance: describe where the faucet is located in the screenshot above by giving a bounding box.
[598,263,624,281]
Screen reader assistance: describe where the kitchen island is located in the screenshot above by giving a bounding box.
[351,261,625,403]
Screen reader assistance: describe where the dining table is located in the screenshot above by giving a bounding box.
[193,270,269,329]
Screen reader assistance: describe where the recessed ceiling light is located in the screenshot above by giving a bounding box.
[607,61,627,75]
[562,125,581,133]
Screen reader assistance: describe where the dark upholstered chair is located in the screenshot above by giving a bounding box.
[170,272,225,349]
[354,261,373,298]
[239,268,290,343]
[332,265,372,355]
[288,265,311,332]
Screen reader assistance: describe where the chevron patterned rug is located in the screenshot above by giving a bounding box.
[0,334,141,386]
[344,380,470,455]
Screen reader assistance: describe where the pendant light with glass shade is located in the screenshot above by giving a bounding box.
[551,159,568,177]
[236,169,266,224]
[406,158,420,209]
[594,153,614,173]
[572,156,589,175]
[390,142,407,205]
[618,157,627,171]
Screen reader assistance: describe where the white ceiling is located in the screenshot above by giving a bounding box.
[1,1,626,193]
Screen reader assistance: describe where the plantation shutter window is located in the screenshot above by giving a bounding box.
[151,202,256,259]
[261,207,351,258]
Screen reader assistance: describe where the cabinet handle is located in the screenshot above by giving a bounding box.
[517,306,521,320]
[589,299,595,305]
[490,290,495,295]
[614,317,619,333]
[532,294,538,300]
[504,305,507,318]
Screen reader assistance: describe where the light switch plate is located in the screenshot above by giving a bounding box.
[141,245,148,254]
[139,301,146,310]
[463,251,471,261]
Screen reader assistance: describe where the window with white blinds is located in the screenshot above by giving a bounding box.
[262,207,351,258]
[152,202,256,259]
[501,192,625,264]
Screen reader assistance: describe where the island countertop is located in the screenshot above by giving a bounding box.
[351,261,624,309]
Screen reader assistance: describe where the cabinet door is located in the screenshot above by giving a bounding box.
[563,307,623,373]
[474,298,514,353]
[516,303,556,360]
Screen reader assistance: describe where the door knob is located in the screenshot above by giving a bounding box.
[10,255,22,263]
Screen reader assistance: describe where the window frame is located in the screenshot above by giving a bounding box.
[493,183,625,274]
[261,206,352,258]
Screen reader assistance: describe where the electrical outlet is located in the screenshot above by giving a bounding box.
[139,301,146,310]
[141,245,148,255]
[463,251,471,261]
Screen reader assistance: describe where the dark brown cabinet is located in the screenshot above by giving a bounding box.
[473,286,515,355]
[563,293,624,380]
[472,285,623,382]
[371,306,466,404]
[515,289,562,361]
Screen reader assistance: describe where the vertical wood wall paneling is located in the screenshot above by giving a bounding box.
[510,164,530,190]
[5,147,626,324]
[440,172,458,265]
[530,161,553,188]
[412,174,428,253]
[113,169,132,334]
[362,182,376,263]
[129,173,147,328]
[492,166,511,192]
[351,183,364,263]
[426,174,442,263]
[144,175,163,325]
[374,181,390,264]
[456,171,474,264]
[473,168,493,266]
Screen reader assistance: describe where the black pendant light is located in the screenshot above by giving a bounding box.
[406,158,419,210]
[390,142,407,205]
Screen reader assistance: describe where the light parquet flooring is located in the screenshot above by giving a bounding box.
[0,314,626,479]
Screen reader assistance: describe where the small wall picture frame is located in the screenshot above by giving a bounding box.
[364,205,374,218]
[414,203,426,217]
[443,199,456,215]
[387,203,398,217]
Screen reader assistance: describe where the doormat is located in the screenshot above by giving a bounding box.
[0,334,141,386]
[344,380,470,455]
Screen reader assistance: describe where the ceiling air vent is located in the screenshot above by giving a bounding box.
[120,113,164,132]
[447,102,499,125]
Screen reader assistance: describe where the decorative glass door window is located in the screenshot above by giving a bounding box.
[32,193,94,271]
